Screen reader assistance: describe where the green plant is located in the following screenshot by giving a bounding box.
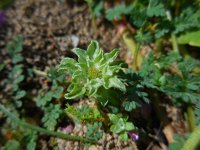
[0,104,94,143]
[109,113,135,141]
[35,73,64,131]
[59,40,126,106]
[66,104,102,123]
[4,36,26,108]
[86,122,103,142]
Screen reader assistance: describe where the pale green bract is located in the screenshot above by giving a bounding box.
[59,41,126,101]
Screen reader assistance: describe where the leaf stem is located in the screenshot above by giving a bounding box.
[0,104,95,143]
[186,105,195,132]
[122,31,142,71]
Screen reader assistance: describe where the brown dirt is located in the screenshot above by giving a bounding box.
[2,0,126,71]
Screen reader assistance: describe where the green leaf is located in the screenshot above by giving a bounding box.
[147,0,165,17]
[119,132,128,141]
[86,122,103,141]
[13,75,24,84]
[2,140,20,150]
[23,131,38,150]
[131,8,147,28]
[65,84,85,99]
[0,63,5,71]
[122,101,136,112]
[36,91,52,107]
[14,90,26,100]
[93,1,103,17]
[87,78,103,96]
[86,40,100,59]
[106,4,133,21]
[125,122,135,131]
[104,48,119,64]
[107,76,126,92]
[135,31,153,44]
[51,82,64,99]
[110,118,125,133]
[12,54,23,64]
[42,104,62,130]
[174,7,200,34]
[178,30,200,47]
[109,114,120,124]
[72,48,88,64]
[59,58,77,74]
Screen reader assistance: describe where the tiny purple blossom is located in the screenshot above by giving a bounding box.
[128,131,139,141]
[0,11,6,27]
[61,124,73,133]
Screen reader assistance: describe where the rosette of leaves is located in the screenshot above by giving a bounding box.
[109,114,135,141]
[59,41,126,105]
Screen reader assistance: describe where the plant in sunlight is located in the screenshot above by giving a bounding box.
[59,40,126,105]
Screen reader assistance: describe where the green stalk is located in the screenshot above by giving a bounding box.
[155,39,163,53]
[171,33,179,53]
[133,43,141,71]
[166,10,180,53]
[122,31,142,71]
[181,123,200,150]
[0,104,95,143]
[186,106,195,132]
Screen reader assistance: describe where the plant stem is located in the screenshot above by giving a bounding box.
[122,31,142,71]
[133,43,141,71]
[166,10,180,53]
[0,104,95,143]
[181,122,200,150]
[171,33,179,53]
[186,105,195,132]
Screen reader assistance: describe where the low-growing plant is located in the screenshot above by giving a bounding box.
[59,40,145,141]
[109,113,135,141]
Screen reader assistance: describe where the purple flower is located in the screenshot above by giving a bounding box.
[128,131,139,141]
[0,11,6,27]
[60,124,73,133]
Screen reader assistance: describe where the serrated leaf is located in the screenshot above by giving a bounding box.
[147,0,166,17]
[87,78,103,96]
[15,90,26,100]
[174,8,200,34]
[131,8,147,28]
[12,54,23,64]
[51,83,64,99]
[104,48,119,64]
[65,84,85,99]
[72,48,88,64]
[14,75,24,84]
[59,58,77,74]
[2,140,20,150]
[93,1,103,17]
[106,4,133,21]
[122,101,136,111]
[86,40,100,59]
[42,104,62,130]
[107,76,126,92]
[7,36,23,54]
[36,92,52,107]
